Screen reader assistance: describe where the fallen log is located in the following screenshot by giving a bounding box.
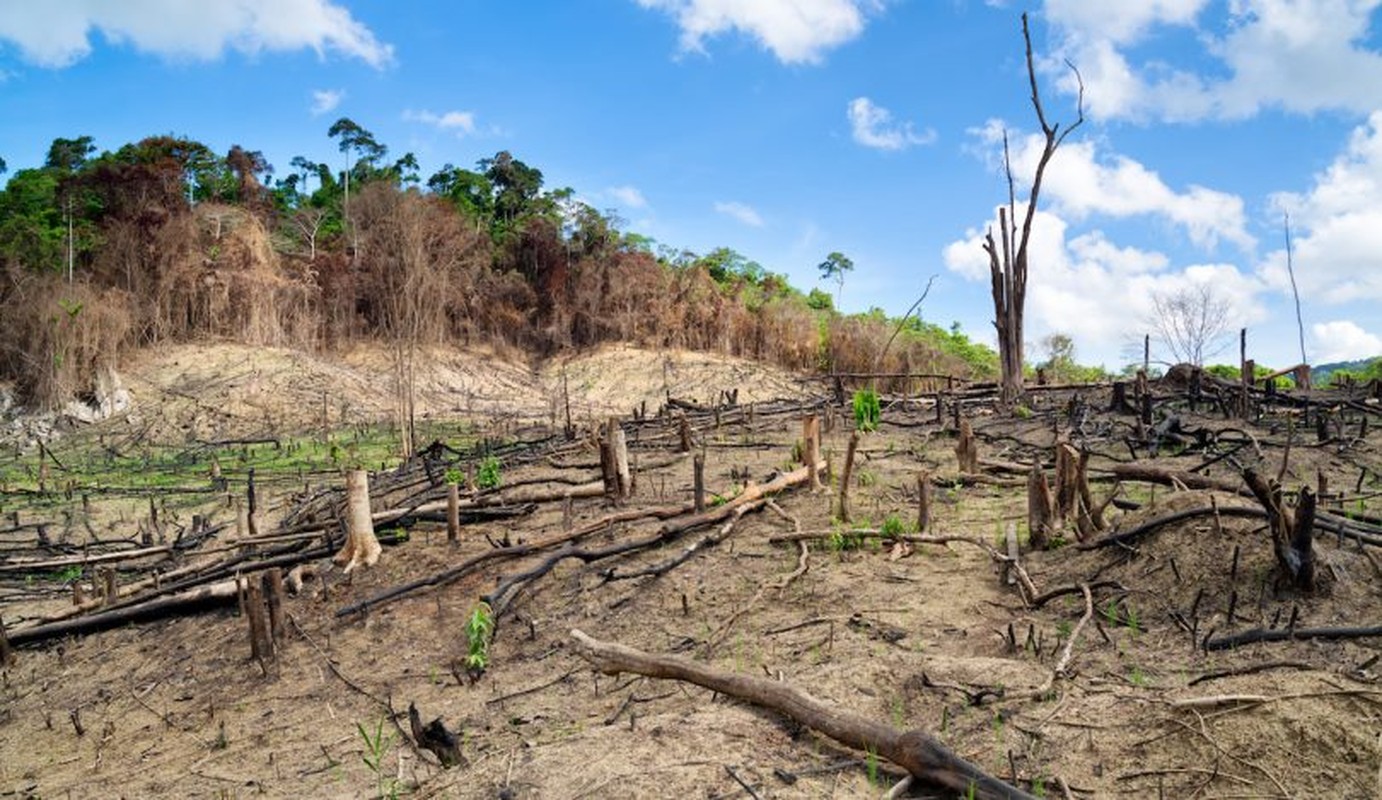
[1098,463,1242,493]
[480,462,823,619]
[8,577,245,647]
[9,540,337,642]
[335,501,699,618]
[569,629,1035,800]
[1205,624,1382,651]
[1078,506,1267,550]
[0,543,175,573]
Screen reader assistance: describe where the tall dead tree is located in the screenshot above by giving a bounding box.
[982,13,1084,405]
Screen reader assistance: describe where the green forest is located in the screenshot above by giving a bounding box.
[0,121,1006,409]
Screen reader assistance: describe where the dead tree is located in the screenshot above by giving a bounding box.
[1243,469,1317,591]
[981,13,1084,405]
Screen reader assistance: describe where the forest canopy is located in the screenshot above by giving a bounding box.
[0,121,998,408]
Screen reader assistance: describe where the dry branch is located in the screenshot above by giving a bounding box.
[1079,505,1267,550]
[569,629,1036,800]
[1204,624,1382,651]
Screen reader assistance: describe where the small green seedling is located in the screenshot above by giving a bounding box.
[465,601,495,674]
[852,388,881,432]
[476,456,501,490]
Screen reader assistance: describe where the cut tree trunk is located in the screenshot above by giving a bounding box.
[803,415,822,492]
[955,418,979,474]
[1243,469,1316,591]
[1027,458,1053,550]
[570,629,1035,800]
[837,430,859,523]
[334,469,382,574]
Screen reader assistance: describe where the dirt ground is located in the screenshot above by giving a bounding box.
[1,344,1380,799]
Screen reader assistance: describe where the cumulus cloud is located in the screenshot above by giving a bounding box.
[969,120,1253,251]
[1262,111,1382,303]
[607,185,647,209]
[310,88,344,116]
[943,204,1264,367]
[847,97,936,151]
[403,108,478,136]
[714,200,764,227]
[1042,0,1382,121]
[1311,320,1382,362]
[0,0,393,68]
[634,0,877,64]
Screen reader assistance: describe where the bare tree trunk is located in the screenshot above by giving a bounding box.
[334,469,382,573]
[980,12,1083,407]
[803,415,822,492]
[1027,458,1053,550]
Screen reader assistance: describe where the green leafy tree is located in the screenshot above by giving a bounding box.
[44,136,96,173]
[818,251,853,304]
[0,168,63,269]
[390,152,420,187]
[427,163,494,223]
[806,287,834,312]
[480,150,543,229]
[327,117,386,222]
[44,136,97,281]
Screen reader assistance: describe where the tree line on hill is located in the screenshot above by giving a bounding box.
[0,121,999,410]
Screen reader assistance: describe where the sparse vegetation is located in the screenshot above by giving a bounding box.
[464,601,494,673]
[475,455,502,490]
[356,717,403,800]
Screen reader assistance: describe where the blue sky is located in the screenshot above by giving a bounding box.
[1,0,1379,370]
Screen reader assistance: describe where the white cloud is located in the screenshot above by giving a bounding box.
[0,0,393,68]
[1263,111,1382,303]
[634,0,877,64]
[714,200,764,227]
[607,185,647,209]
[847,97,936,151]
[970,120,1254,251]
[403,108,478,136]
[1311,320,1382,362]
[310,88,344,116]
[1043,0,1382,121]
[943,204,1264,367]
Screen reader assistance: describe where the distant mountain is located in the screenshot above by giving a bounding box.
[1313,357,1382,383]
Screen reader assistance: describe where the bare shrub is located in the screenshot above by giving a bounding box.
[0,269,133,408]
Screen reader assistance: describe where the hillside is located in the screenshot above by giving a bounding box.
[1,359,1379,798]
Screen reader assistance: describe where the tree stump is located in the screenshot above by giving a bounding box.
[916,470,932,534]
[1243,469,1316,591]
[802,415,822,492]
[954,418,978,474]
[1027,458,1053,550]
[693,453,705,513]
[446,482,460,543]
[0,615,14,668]
[837,431,860,523]
[334,469,382,574]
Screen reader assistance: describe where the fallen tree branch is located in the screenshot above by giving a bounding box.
[1204,624,1382,651]
[336,502,695,618]
[1079,505,1266,550]
[1187,660,1313,686]
[569,629,1035,800]
[1053,584,1092,677]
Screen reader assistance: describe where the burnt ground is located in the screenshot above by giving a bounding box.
[1,347,1380,799]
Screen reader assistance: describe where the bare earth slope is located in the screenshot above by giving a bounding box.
[1,345,1379,799]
